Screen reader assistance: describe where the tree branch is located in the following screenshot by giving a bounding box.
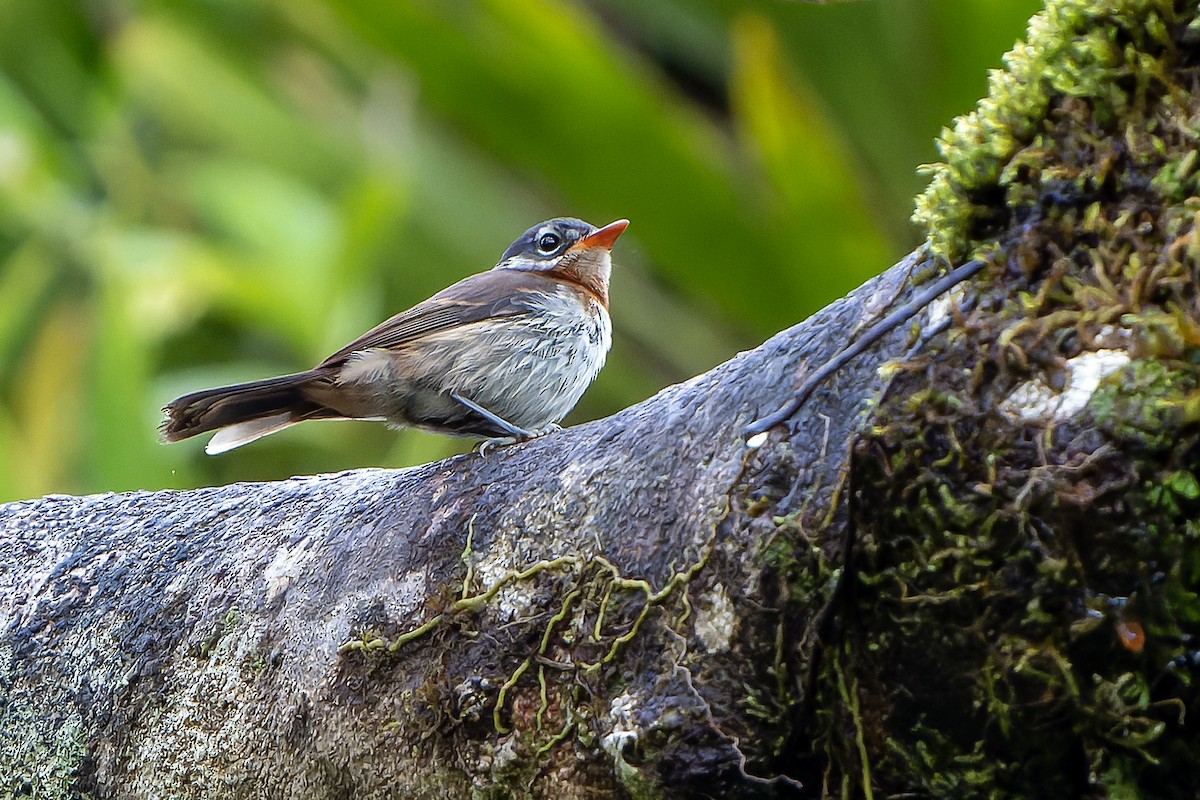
[0,251,923,798]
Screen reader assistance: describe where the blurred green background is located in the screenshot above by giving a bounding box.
[0,0,1041,501]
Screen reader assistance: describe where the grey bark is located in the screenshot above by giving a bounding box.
[0,252,922,799]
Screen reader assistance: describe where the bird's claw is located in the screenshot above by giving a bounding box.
[475,436,515,457]
[474,423,563,457]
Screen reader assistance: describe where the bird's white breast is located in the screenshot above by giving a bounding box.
[442,286,611,429]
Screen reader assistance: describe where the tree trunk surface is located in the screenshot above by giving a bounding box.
[6,1,1200,798]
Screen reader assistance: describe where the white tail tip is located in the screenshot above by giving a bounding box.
[205,412,294,455]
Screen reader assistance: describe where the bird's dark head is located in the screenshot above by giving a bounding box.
[496,217,628,304]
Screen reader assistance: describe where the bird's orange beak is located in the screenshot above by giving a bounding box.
[574,219,629,251]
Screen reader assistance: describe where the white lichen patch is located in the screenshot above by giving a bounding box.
[490,735,521,774]
[693,584,734,653]
[601,691,640,759]
[262,537,316,603]
[922,285,967,335]
[324,567,430,639]
[536,460,603,547]
[387,567,431,619]
[999,349,1130,422]
[472,533,537,623]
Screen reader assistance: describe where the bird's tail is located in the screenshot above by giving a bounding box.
[160,372,334,454]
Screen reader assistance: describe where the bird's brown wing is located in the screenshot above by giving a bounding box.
[316,269,556,368]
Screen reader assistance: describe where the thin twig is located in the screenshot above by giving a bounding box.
[745,259,986,439]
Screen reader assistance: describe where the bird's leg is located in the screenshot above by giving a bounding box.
[450,392,565,456]
[448,393,564,455]
[450,392,536,438]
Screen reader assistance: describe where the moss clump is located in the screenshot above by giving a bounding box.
[913,0,1181,263]
[822,0,1200,796]
[842,367,1200,796]
[1090,358,1200,451]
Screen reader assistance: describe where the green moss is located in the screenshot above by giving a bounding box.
[913,0,1179,263]
[824,0,1200,795]
[336,544,711,795]
[1089,359,1198,451]
[0,646,92,800]
[611,756,667,800]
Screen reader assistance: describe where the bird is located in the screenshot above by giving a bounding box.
[160,217,629,455]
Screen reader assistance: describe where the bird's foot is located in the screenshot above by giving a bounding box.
[529,422,563,437]
[475,423,563,457]
[475,436,515,457]
[451,392,564,455]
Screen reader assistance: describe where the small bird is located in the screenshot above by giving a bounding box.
[161,217,628,454]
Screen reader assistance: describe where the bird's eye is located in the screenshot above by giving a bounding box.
[537,232,562,253]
